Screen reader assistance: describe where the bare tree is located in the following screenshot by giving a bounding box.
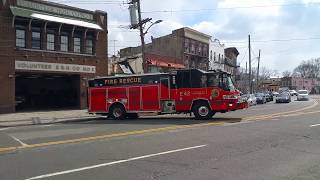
[294,59,320,78]
[282,70,292,77]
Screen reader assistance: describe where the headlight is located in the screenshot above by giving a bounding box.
[223,95,239,99]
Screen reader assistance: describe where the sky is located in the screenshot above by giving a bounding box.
[50,0,320,74]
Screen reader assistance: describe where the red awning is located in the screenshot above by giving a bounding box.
[145,54,185,69]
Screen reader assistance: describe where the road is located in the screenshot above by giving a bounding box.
[0,96,320,180]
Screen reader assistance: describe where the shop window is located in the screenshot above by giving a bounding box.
[60,34,69,52]
[74,37,81,53]
[32,31,41,49]
[15,29,26,48]
[47,33,55,51]
[86,36,94,54]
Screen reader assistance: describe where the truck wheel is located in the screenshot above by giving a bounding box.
[109,104,126,120]
[193,102,213,120]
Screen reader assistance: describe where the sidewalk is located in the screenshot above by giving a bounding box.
[0,110,98,127]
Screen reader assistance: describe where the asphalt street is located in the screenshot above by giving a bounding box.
[0,96,320,180]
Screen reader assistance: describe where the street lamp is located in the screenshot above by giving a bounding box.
[140,19,163,73]
[143,20,163,36]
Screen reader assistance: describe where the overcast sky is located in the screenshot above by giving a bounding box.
[51,0,320,73]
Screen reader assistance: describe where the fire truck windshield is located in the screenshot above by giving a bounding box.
[207,74,235,91]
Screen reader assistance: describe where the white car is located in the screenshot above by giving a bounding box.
[245,94,257,106]
[297,90,309,101]
[289,90,298,96]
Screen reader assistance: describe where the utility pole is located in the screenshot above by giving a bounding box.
[256,49,261,92]
[111,40,117,56]
[136,0,147,73]
[248,35,252,94]
[245,61,247,74]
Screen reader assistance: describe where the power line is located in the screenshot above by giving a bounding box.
[141,2,320,14]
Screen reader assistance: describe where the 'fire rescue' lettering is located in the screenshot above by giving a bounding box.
[105,77,141,85]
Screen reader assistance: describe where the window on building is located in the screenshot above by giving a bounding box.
[184,38,189,53]
[60,34,69,52]
[74,37,81,53]
[214,52,216,62]
[16,29,26,48]
[210,50,213,60]
[198,45,202,55]
[86,36,94,54]
[32,31,41,49]
[218,54,221,63]
[222,55,224,63]
[47,33,55,51]
[191,42,195,54]
[203,45,207,57]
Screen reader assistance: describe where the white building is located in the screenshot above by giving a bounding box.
[209,39,225,71]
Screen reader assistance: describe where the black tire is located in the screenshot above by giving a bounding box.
[109,104,126,120]
[193,102,214,120]
[127,113,139,119]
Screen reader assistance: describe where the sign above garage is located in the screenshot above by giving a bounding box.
[15,61,96,74]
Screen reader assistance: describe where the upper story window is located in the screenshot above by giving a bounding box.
[203,45,207,57]
[198,45,202,55]
[184,38,189,53]
[60,33,69,52]
[191,41,195,54]
[16,28,26,48]
[210,50,213,60]
[31,29,41,49]
[86,35,94,54]
[74,36,81,53]
[214,52,216,61]
[46,32,55,51]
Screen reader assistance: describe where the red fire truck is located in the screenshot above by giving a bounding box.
[88,69,247,120]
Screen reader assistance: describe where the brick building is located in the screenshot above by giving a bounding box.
[120,27,211,73]
[0,0,108,113]
[224,47,239,77]
[281,77,320,94]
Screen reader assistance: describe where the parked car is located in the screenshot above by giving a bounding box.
[297,90,309,101]
[266,92,274,102]
[243,94,257,106]
[289,90,298,96]
[255,93,267,104]
[272,91,280,97]
[275,92,291,103]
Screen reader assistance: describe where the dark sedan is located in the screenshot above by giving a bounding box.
[255,93,267,104]
[275,92,291,103]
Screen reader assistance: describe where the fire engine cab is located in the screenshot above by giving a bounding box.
[88,69,247,119]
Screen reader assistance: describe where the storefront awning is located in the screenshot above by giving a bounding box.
[10,6,103,30]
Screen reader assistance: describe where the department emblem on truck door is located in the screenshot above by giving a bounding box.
[211,89,219,98]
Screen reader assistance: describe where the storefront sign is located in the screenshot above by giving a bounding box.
[17,0,93,20]
[15,61,96,74]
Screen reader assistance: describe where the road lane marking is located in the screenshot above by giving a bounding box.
[0,99,319,154]
[310,124,320,127]
[0,127,11,131]
[0,122,223,153]
[244,99,318,121]
[25,144,207,180]
[7,134,29,146]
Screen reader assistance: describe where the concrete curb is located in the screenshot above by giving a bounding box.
[0,116,101,127]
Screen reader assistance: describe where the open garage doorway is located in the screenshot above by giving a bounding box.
[15,73,80,111]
